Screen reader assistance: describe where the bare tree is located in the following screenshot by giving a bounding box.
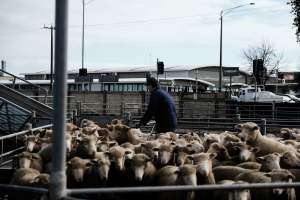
[288,0,300,42]
[242,41,283,85]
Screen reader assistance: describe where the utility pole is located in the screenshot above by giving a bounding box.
[82,0,85,70]
[44,25,55,93]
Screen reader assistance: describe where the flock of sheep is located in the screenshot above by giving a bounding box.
[8,119,300,200]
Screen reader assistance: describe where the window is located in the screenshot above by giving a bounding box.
[118,84,123,92]
[104,84,109,91]
[133,84,137,92]
[124,84,128,91]
[128,84,133,92]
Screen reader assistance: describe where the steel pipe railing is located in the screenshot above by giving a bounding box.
[67,182,300,195]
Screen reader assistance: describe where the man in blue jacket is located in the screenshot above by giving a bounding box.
[139,77,177,133]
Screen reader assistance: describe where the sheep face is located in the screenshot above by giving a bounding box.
[236,122,260,144]
[280,151,300,168]
[189,153,216,177]
[67,157,89,183]
[24,135,38,152]
[129,154,151,181]
[266,169,295,196]
[257,153,281,172]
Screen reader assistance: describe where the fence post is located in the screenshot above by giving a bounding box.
[272,101,275,120]
[261,118,267,135]
[72,109,77,125]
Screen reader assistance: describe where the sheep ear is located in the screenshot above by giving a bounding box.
[209,153,217,160]
[256,157,264,162]
[187,155,194,160]
[67,161,71,166]
[251,147,260,153]
[288,174,295,181]
[125,150,132,155]
[252,126,259,131]
[106,125,113,131]
[144,155,151,162]
[86,162,95,167]
[140,143,146,147]
[264,172,272,177]
[274,153,282,157]
[152,147,159,151]
[109,142,117,147]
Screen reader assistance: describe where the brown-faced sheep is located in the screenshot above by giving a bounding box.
[213,180,251,200]
[280,151,300,169]
[266,169,296,200]
[257,153,281,172]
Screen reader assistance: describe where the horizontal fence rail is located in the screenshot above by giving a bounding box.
[67,182,300,195]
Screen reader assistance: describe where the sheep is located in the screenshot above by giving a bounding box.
[174,146,193,167]
[213,180,251,200]
[135,141,161,162]
[154,143,176,167]
[109,146,133,172]
[203,133,221,151]
[107,124,145,144]
[10,168,40,186]
[266,169,296,200]
[127,153,156,185]
[66,156,90,188]
[256,153,281,172]
[237,162,262,170]
[75,135,98,159]
[234,143,260,162]
[84,152,111,187]
[234,171,271,200]
[206,142,231,163]
[236,122,298,156]
[32,173,50,188]
[156,164,197,200]
[24,135,40,152]
[188,152,216,184]
[281,151,300,169]
[13,152,43,172]
[212,166,254,182]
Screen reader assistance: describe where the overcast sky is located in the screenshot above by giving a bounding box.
[0,0,299,75]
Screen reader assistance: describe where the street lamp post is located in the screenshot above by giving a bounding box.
[219,3,255,92]
[82,0,85,70]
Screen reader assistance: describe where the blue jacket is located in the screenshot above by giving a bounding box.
[140,87,177,133]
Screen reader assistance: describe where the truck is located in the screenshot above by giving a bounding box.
[233,86,285,103]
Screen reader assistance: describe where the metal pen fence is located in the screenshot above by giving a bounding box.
[0,124,53,168]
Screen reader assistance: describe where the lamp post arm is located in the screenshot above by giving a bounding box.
[221,3,255,17]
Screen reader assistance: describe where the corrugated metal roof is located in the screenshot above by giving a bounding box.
[22,65,249,75]
[0,97,31,134]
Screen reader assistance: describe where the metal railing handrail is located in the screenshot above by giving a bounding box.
[0,69,48,103]
[0,184,48,194]
[68,182,300,195]
[0,124,53,140]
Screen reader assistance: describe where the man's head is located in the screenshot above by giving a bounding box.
[146,77,159,91]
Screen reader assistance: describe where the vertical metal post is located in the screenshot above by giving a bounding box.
[229,74,232,96]
[261,118,267,136]
[50,25,54,93]
[156,58,159,81]
[82,0,85,70]
[219,13,223,92]
[272,101,275,120]
[50,0,68,199]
